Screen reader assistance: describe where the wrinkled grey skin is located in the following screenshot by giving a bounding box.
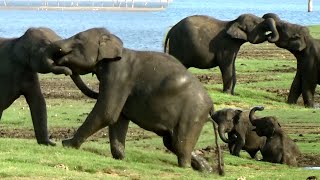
[212,108,266,159]
[263,13,320,108]
[164,14,279,95]
[0,27,71,146]
[50,28,224,175]
[249,106,300,166]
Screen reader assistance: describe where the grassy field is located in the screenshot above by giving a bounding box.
[0,26,320,179]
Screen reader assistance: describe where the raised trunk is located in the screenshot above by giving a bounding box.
[265,18,279,43]
[71,74,99,99]
[249,106,264,124]
[218,124,229,143]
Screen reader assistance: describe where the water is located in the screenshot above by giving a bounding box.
[0,0,319,51]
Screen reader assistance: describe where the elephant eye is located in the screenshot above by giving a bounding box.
[291,34,300,40]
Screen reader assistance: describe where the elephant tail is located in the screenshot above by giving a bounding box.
[209,108,225,176]
[163,26,172,53]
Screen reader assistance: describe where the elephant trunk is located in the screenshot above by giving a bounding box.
[71,74,99,99]
[218,124,229,143]
[249,106,265,124]
[265,18,279,43]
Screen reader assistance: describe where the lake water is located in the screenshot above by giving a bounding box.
[0,0,319,51]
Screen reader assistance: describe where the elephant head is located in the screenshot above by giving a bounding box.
[262,13,310,52]
[211,108,243,143]
[50,28,123,75]
[48,28,125,98]
[16,27,72,75]
[249,106,281,138]
[226,13,279,44]
[274,22,309,52]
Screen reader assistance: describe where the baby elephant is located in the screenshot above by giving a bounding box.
[249,106,300,166]
[49,28,224,174]
[212,108,266,159]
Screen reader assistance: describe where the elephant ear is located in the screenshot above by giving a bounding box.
[226,22,248,40]
[97,34,123,62]
[233,109,243,124]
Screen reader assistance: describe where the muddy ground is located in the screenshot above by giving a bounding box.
[1,42,320,167]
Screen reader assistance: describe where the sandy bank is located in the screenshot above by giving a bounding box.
[0,6,166,11]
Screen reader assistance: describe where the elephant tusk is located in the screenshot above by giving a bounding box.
[265,31,272,36]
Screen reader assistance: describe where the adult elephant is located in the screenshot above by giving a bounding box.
[263,13,320,107]
[0,27,72,145]
[49,28,224,174]
[164,14,279,95]
[212,108,266,159]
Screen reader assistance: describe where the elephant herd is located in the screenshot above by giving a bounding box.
[0,12,317,175]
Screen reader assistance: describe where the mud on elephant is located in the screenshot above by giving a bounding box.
[212,108,266,159]
[262,13,320,108]
[0,27,71,145]
[164,13,279,95]
[49,28,224,174]
[249,106,300,166]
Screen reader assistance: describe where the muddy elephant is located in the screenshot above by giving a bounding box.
[262,13,320,107]
[49,28,224,174]
[164,14,279,95]
[0,27,72,145]
[249,106,300,166]
[212,108,266,159]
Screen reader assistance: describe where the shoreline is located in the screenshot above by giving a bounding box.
[0,6,166,11]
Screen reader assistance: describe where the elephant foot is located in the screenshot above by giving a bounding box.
[62,138,81,149]
[191,152,213,172]
[222,89,234,95]
[111,147,125,160]
[38,139,56,146]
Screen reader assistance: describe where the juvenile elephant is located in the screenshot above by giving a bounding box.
[164,14,279,95]
[249,106,300,166]
[49,28,224,174]
[0,27,72,145]
[212,108,266,159]
[263,13,320,107]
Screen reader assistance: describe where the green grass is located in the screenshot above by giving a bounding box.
[0,25,320,179]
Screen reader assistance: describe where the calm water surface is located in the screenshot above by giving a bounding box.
[0,0,319,51]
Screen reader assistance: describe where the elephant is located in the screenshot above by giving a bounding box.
[163,14,279,95]
[249,106,300,166]
[0,27,72,145]
[48,28,224,174]
[212,108,266,159]
[262,13,320,108]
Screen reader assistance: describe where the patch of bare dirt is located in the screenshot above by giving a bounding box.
[238,42,295,60]
[0,126,154,143]
[39,76,99,100]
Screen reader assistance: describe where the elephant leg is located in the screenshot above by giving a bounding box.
[23,75,55,146]
[231,138,245,157]
[162,132,212,172]
[228,142,236,155]
[287,72,302,104]
[62,105,109,149]
[301,82,316,108]
[248,150,259,160]
[219,59,236,95]
[109,115,129,160]
[63,70,131,149]
[174,112,210,171]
